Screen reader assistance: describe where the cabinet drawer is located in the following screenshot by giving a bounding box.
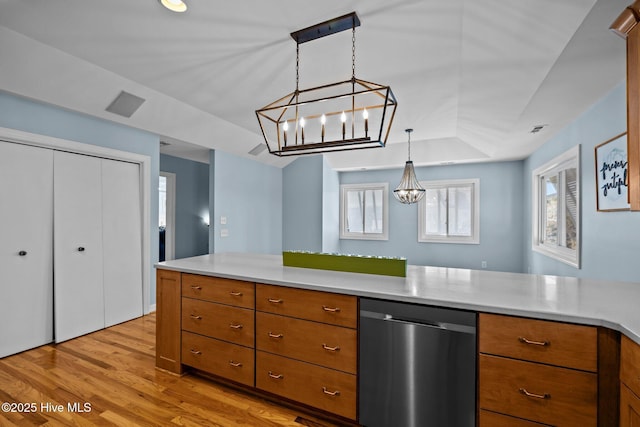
[182,298,254,347]
[620,383,640,427]
[256,312,357,374]
[479,313,597,372]
[182,273,254,308]
[256,351,356,420]
[479,354,597,427]
[480,410,551,426]
[256,284,357,328]
[621,335,640,397]
[182,331,254,387]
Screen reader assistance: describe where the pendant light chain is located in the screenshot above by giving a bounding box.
[407,131,411,161]
[352,24,356,81]
[296,43,300,94]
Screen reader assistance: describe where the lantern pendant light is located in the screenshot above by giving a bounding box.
[255,12,398,156]
[393,129,425,204]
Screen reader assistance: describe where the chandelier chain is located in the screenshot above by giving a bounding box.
[352,24,356,80]
[296,43,300,94]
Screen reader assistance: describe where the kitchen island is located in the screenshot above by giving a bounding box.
[155,252,640,426]
[157,252,640,343]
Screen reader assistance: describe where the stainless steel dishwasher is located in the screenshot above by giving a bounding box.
[359,298,476,427]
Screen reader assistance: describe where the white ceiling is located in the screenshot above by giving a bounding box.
[0,0,629,170]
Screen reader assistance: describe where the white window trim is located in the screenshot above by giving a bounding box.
[532,145,580,268]
[418,178,480,244]
[340,182,389,241]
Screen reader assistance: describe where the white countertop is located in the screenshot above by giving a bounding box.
[157,252,640,344]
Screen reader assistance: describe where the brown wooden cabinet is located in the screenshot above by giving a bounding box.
[255,283,358,420]
[620,335,640,426]
[620,384,640,426]
[179,275,255,386]
[479,313,618,427]
[612,1,640,210]
[479,409,551,426]
[155,269,183,374]
[155,271,358,421]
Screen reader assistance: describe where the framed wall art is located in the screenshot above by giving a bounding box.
[595,132,630,211]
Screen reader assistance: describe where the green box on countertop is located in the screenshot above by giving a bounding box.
[282,251,406,277]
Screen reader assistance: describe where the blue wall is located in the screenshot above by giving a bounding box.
[210,150,282,254]
[0,91,160,304]
[160,154,209,258]
[282,156,341,253]
[283,156,324,252]
[339,161,525,271]
[322,157,340,253]
[524,82,640,283]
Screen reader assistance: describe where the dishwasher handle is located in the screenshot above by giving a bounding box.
[361,310,476,334]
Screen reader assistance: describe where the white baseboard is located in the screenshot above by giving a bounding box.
[148,304,156,313]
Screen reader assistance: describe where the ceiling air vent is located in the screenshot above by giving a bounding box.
[248,143,267,156]
[530,124,547,133]
[105,91,146,118]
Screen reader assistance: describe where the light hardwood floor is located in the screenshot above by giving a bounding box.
[0,314,342,426]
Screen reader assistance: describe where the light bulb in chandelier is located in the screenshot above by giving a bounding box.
[363,108,369,137]
[299,117,306,144]
[282,120,289,145]
[394,128,425,204]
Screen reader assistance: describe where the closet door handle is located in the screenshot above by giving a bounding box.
[78,247,85,252]
[18,250,27,256]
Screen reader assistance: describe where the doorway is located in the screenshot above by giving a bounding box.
[159,171,176,262]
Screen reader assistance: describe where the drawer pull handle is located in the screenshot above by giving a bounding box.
[229,360,242,367]
[268,332,284,339]
[268,298,284,304]
[519,388,550,400]
[191,285,202,290]
[322,344,340,352]
[322,387,341,397]
[229,291,243,296]
[190,349,202,355]
[190,314,202,320]
[518,337,550,347]
[322,305,341,313]
[229,323,243,329]
[268,371,284,380]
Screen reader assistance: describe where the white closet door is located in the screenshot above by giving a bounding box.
[54,151,105,343]
[101,159,143,327]
[0,142,54,358]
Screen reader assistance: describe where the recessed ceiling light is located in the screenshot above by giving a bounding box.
[158,0,187,13]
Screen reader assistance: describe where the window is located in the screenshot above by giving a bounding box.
[340,183,389,240]
[418,179,479,244]
[532,145,580,267]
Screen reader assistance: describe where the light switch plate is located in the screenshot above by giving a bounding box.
[220,216,227,225]
[220,228,229,237]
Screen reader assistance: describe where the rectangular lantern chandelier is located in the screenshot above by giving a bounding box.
[256,12,398,156]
